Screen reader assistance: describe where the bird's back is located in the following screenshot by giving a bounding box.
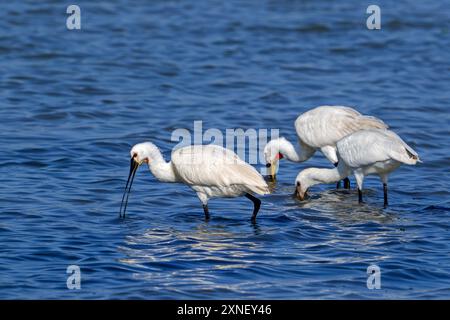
[171,145,269,195]
[295,106,388,148]
[336,129,419,168]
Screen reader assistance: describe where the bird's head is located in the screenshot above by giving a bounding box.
[294,168,317,201]
[263,138,287,180]
[130,142,159,165]
[119,142,159,217]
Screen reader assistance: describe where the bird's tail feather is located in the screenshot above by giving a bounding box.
[233,163,270,195]
[247,183,270,195]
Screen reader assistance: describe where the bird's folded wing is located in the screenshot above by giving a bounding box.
[295,106,387,148]
[171,145,269,194]
[337,129,418,167]
[382,130,419,164]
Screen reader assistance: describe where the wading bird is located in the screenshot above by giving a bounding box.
[294,129,420,207]
[264,106,388,188]
[119,142,269,221]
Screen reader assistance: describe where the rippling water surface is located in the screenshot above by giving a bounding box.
[0,0,449,299]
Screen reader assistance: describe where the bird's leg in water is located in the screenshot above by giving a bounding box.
[383,183,388,208]
[334,162,342,189]
[358,188,364,204]
[245,193,261,222]
[333,162,350,189]
[202,204,210,220]
[343,177,351,189]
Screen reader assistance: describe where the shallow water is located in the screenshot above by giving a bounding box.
[0,0,449,299]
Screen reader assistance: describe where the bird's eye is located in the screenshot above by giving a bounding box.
[296,181,300,187]
[265,163,271,168]
[133,153,137,158]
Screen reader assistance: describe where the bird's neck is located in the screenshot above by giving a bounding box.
[279,139,312,162]
[148,153,178,183]
[309,166,349,186]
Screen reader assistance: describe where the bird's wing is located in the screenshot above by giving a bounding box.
[295,106,388,148]
[337,129,419,168]
[380,130,420,164]
[172,145,269,195]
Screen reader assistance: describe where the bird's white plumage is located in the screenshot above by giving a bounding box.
[264,105,388,166]
[295,106,388,149]
[171,144,269,197]
[336,129,419,169]
[295,129,420,202]
[129,142,269,217]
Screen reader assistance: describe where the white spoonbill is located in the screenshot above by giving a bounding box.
[264,106,388,188]
[294,129,420,207]
[119,142,270,221]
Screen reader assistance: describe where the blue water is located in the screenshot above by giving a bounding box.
[1,0,449,299]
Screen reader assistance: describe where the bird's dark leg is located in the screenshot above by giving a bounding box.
[334,161,350,189]
[202,204,210,220]
[334,162,341,189]
[343,177,351,189]
[245,193,261,222]
[358,188,364,204]
[383,183,388,208]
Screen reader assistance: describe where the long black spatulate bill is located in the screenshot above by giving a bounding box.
[119,157,139,217]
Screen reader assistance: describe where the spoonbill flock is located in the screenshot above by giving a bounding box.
[120,105,419,220]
